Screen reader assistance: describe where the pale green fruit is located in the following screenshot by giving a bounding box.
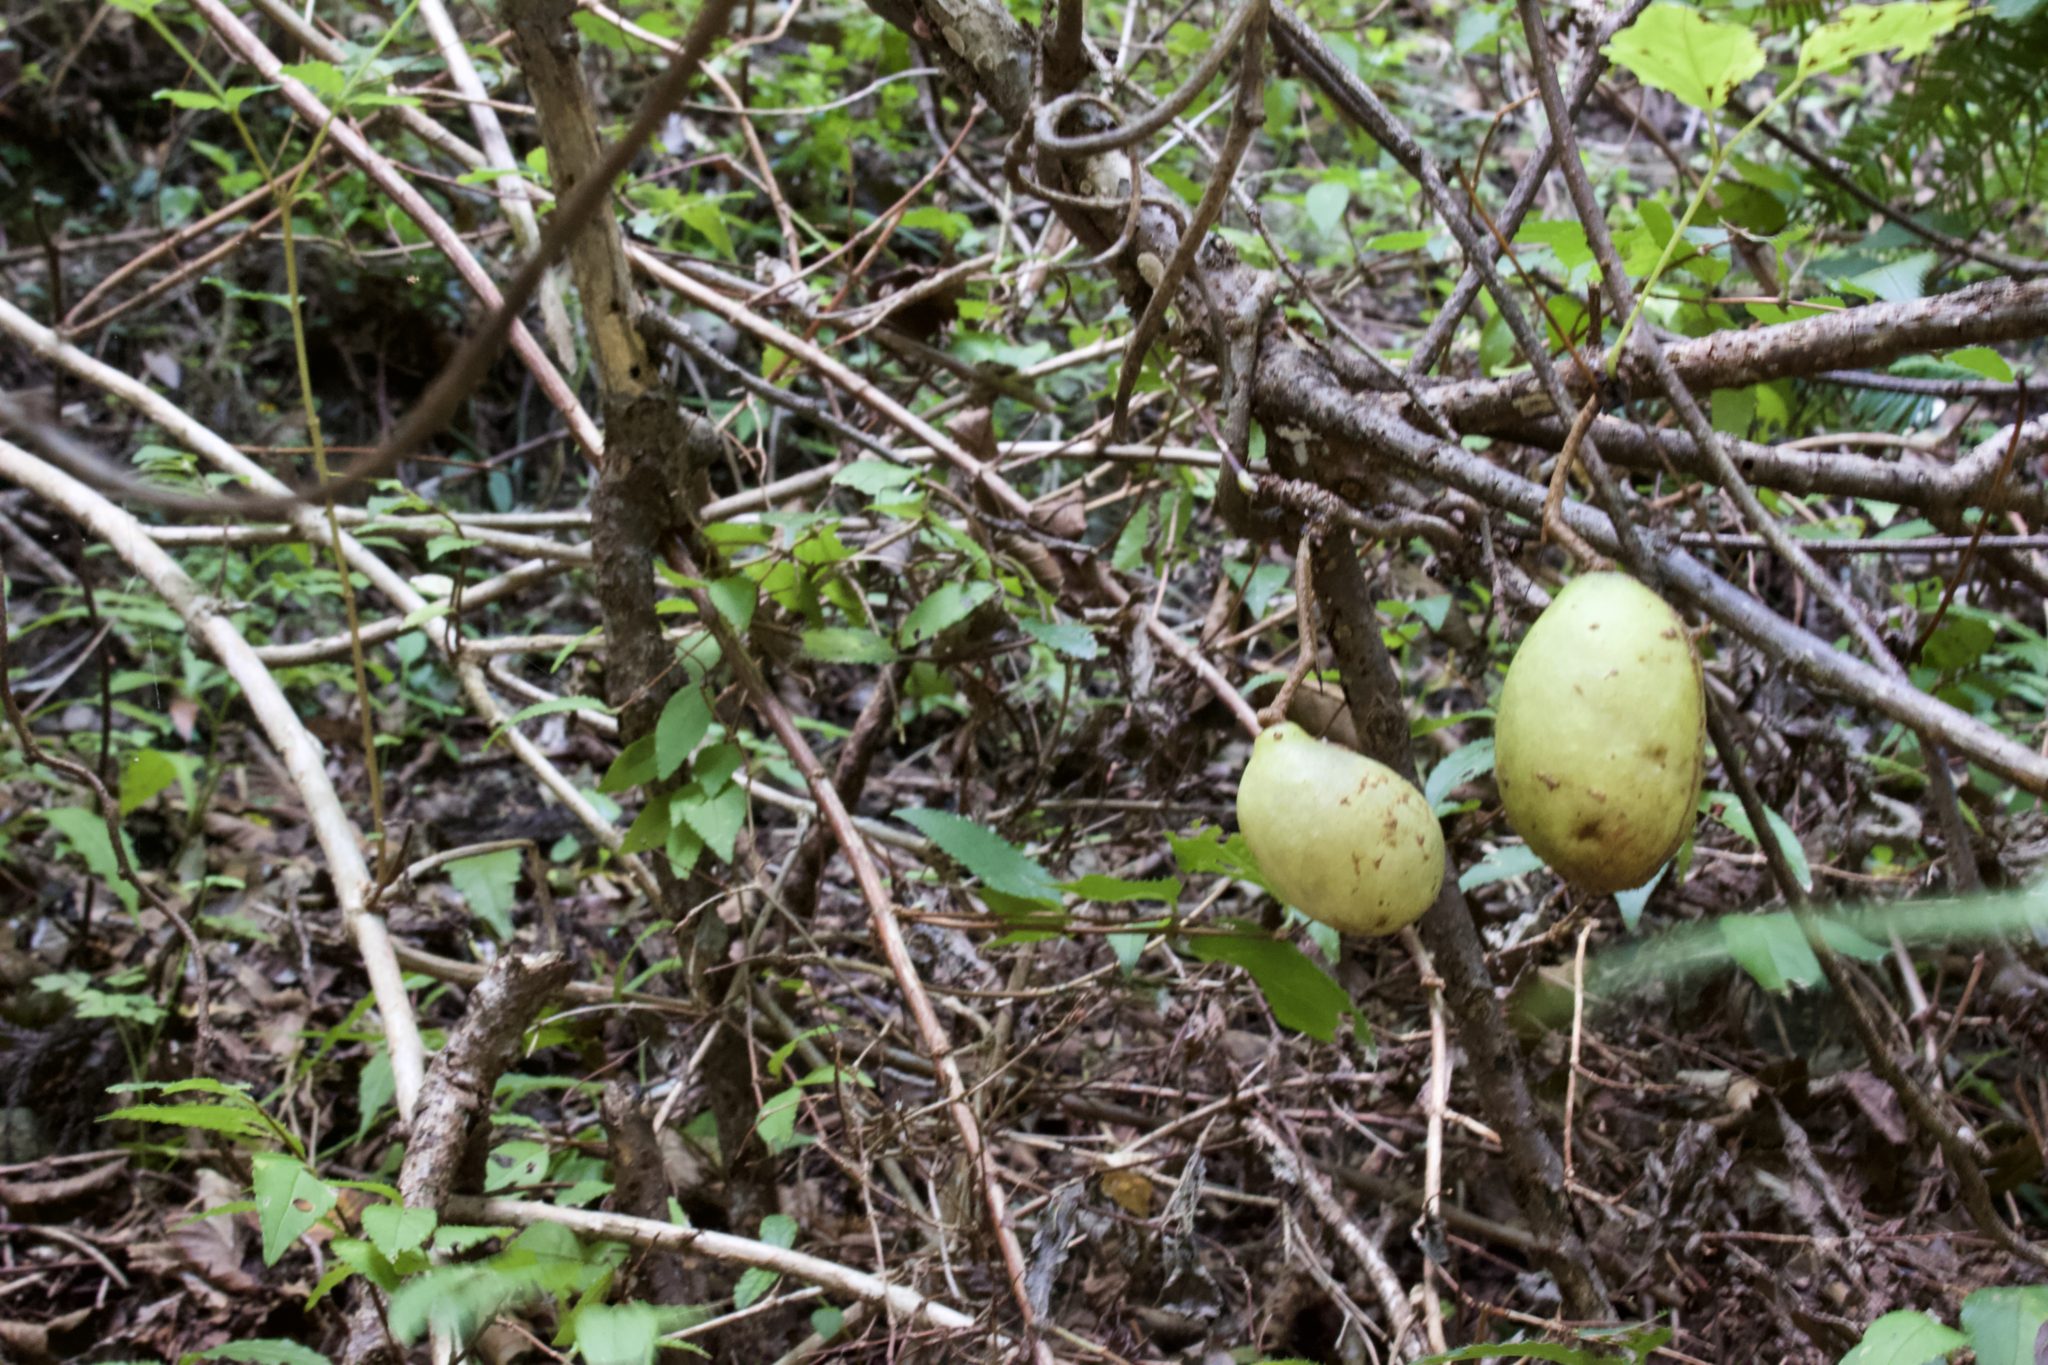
[1495,573,1706,894]
[1236,722,1445,936]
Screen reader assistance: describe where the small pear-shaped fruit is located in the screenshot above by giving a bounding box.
[1235,722,1445,935]
[1495,573,1705,894]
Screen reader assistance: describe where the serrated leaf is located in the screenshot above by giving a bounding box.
[900,580,996,646]
[360,1203,437,1259]
[446,848,521,939]
[675,782,747,863]
[573,1302,661,1365]
[104,1102,274,1141]
[252,1153,338,1266]
[1603,3,1764,111]
[895,808,1060,905]
[1062,874,1182,904]
[1167,826,1272,891]
[708,576,758,633]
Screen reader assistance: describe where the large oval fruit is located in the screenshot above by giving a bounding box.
[1495,573,1705,894]
[1236,722,1445,935]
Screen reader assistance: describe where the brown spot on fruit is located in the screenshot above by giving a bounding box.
[1574,817,1603,841]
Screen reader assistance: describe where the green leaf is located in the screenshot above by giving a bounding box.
[800,627,898,663]
[104,1102,274,1142]
[252,1153,338,1267]
[1305,180,1350,235]
[278,60,343,99]
[1112,503,1153,573]
[1799,0,1972,73]
[446,848,521,939]
[1364,229,1431,251]
[898,204,971,239]
[656,687,713,781]
[1108,933,1150,974]
[1943,347,2014,382]
[1459,842,1547,891]
[1719,914,1815,992]
[483,1139,550,1192]
[1700,791,1812,892]
[895,808,1060,906]
[755,1086,807,1152]
[1603,3,1764,111]
[620,793,673,855]
[1167,826,1273,892]
[573,1302,661,1365]
[666,820,704,877]
[1414,1343,1626,1363]
[674,782,748,863]
[1921,617,1995,673]
[120,749,179,814]
[708,576,758,633]
[599,734,658,793]
[678,196,736,259]
[1839,1309,1968,1365]
[809,1306,845,1340]
[42,806,138,912]
[1422,739,1495,814]
[156,88,227,111]
[1613,865,1667,933]
[831,459,918,495]
[360,1203,437,1260]
[691,743,745,795]
[732,1215,798,1309]
[1062,874,1183,904]
[196,1342,334,1365]
[900,580,996,646]
[388,1265,530,1345]
[1019,617,1097,660]
[1958,1285,2048,1365]
[1189,932,1353,1041]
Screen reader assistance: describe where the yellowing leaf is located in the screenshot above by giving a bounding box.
[1604,4,1764,111]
